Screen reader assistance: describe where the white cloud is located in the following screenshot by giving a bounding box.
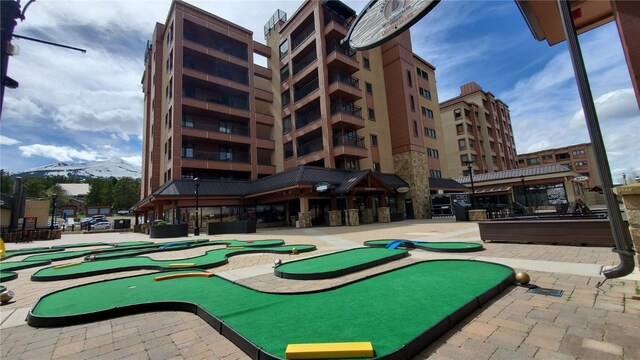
[0,135,21,146]
[19,144,105,162]
[570,88,640,128]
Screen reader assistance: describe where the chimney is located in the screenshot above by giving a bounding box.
[460,82,482,95]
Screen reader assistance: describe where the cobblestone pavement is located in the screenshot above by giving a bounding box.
[1,220,639,360]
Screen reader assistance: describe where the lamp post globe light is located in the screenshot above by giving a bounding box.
[622,173,627,185]
[194,177,200,236]
[49,193,57,230]
[462,160,475,208]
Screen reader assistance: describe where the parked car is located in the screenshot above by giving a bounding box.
[47,221,60,229]
[92,220,111,230]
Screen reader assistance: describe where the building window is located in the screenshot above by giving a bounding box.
[458,139,466,150]
[363,57,370,69]
[183,114,193,128]
[425,128,436,138]
[427,148,439,158]
[284,141,293,159]
[421,70,428,80]
[527,158,540,165]
[542,155,553,160]
[182,144,193,158]
[281,90,290,107]
[454,108,461,119]
[279,40,289,58]
[219,147,232,161]
[426,108,433,118]
[419,87,431,99]
[373,162,381,172]
[460,154,469,164]
[368,108,375,120]
[371,134,378,147]
[429,169,441,178]
[280,65,290,82]
[283,115,291,133]
[575,161,587,167]
[410,95,415,111]
[365,82,373,94]
[572,149,586,155]
[413,120,419,137]
[165,113,168,127]
[168,137,172,160]
[421,106,427,116]
[456,124,464,134]
[407,70,412,87]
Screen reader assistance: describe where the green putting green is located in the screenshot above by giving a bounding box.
[0,260,52,282]
[1,247,64,260]
[31,244,315,281]
[274,248,408,279]
[364,239,484,252]
[29,260,514,359]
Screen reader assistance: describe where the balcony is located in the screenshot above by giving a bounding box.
[333,133,367,159]
[183,86,249,111]
[183,54,248,85]
[330,100,364,129]
[293,50,317,76]
[182,114,249,137]
[324,11,351,37]
[326,40,358,73]
[297,137,324,158]
[291,22,315,51]
[294,77,319,102]
[328,71,361,101]
[295,107,322,130]
[183,149,250,163]
[183,20,248,61]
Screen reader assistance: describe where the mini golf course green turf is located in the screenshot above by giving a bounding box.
[364,239,484,252]
[274,247,408,279]
[1,247,64,260]
[28,260,514,359]
[31,244,316,281]
[0,260,52,282]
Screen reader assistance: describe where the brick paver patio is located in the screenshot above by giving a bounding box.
[1,220,638,359]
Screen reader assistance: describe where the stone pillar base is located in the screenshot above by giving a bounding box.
[328,210,342,226]
[378,207,390,223]
[613,184,640,271]
[346,209,359,226]
[469,209,487,221]
[298,212,312,228]
[361,208,374,224]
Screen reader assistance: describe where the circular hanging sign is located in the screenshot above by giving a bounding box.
[396,186,410,193]
[345,0,440,50]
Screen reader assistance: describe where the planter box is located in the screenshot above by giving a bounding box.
[479,217,628,246]
[207,220,256,235]
[149,224,189,239]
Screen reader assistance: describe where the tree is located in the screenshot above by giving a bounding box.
[45,185,71,211]
[112,177,141,211]
[0,170,14,193]
[86,178,114,205]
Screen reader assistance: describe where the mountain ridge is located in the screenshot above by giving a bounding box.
[10,158,141,179]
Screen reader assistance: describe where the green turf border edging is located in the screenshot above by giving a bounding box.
[274,248,409,280]
[27,260,515,360]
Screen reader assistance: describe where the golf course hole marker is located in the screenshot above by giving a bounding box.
[285,341,374,359]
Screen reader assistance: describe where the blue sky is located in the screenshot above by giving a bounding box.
[1,0,638,181]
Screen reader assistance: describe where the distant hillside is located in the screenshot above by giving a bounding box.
[11,158,141,179]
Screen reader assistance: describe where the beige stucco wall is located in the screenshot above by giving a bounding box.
[0,208,11,228]
[25,199,50,228]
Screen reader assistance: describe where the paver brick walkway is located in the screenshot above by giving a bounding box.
[1,220,638,359]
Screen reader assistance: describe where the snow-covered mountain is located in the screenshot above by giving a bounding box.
[11,158,142,179]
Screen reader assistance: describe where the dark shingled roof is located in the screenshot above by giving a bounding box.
[151,166,409,198]
[453,164,575,184]
[429,177,468,190]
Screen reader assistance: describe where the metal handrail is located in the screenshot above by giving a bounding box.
[294,78,319,101]
[293,51,317,75]
[185,150,250,163]
[182,116,249,136]
[297,137,324,157]
[291,22,315,50]
[333,134,365,148]
[328,71,359,88]
[183,57,248,85]
[326,40,357,60]
[183,87,249,111]
[330,100,362,118]
[295,108,322,129]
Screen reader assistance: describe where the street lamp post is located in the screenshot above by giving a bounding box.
[194,178,200,236]
[49,193,57,230]
[463,160,475,208]
[520,176,529,208]
[622,173,627,185]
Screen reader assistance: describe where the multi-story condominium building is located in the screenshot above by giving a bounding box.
[137,0,450,226]
[439,82,519,178]
[517,142,600,189]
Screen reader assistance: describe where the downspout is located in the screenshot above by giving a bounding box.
[557,0,635,278]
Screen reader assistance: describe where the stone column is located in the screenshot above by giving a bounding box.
[298,212,312,228]
[328,210,342,226]
[346,209,359,226]
[378,207,390,223]
[469,209,487,221]
[361,208,374,224]
[613,183,640,270]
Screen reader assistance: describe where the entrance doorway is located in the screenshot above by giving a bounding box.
[405,198,415,219]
